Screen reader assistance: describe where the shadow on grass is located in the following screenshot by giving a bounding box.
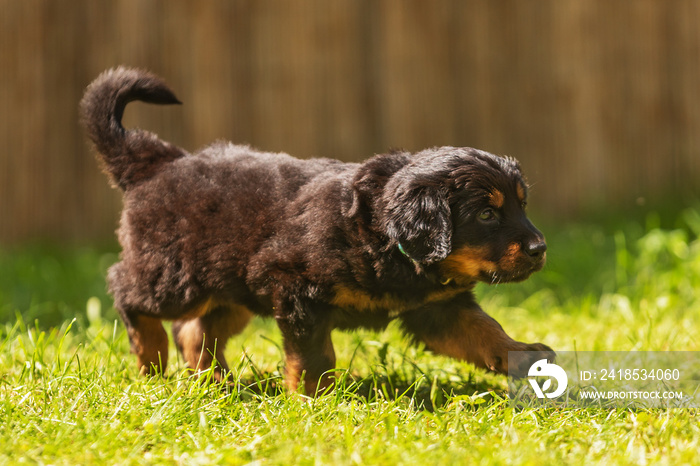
[186,366,506,412]
[159,337,510,411]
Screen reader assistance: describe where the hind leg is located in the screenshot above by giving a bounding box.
[110,263,169,375]
[172,304,253,382]
[118,309,169,376]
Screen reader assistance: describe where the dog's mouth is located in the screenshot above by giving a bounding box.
[488,247,546,284]
[482,259,544,284]
[441,244,546,285]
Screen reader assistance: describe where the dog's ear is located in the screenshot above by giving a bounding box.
[381,168,452,264]
[345,152,411,220]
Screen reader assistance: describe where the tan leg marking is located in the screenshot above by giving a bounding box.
[284,329,336,395]
[419,307,551,376]
[128,315,169,376]
[174,302,253,382]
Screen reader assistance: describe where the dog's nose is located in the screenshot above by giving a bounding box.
[524,239,547,259]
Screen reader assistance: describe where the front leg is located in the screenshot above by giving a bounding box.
[400,297,554,377]
[274,299,336,395]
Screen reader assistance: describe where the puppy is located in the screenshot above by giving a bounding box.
[81,67,554,394]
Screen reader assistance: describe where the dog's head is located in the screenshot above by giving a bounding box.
[375,147,546,284]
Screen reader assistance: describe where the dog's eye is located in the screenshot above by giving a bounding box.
[478,208,497,222]
[521,200,528,210]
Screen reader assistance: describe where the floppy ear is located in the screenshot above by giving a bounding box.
[344,152,411,220]
[381,171,452,264]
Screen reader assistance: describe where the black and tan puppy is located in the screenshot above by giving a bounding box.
[81,67,554,394]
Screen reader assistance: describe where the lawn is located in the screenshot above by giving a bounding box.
[1,208,699,465]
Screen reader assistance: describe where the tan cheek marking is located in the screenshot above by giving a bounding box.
[331,286,407,314]
[516,183,526,202]
[488,189,505,209]
[440,246,497,280]
[498,242,522,271]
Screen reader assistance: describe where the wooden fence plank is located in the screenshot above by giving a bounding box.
[1,0,699,242]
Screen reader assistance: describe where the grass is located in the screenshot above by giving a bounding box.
[1,207,699,465]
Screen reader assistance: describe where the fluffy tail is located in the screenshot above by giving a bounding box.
[80,67,186,190]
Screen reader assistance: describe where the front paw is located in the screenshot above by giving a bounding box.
[485,342,555,377]
[508,343,556,378]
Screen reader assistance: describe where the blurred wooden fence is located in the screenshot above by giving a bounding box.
[2,0,699,243]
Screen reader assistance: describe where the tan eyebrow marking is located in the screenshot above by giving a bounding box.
[488,189,505,209]
[516,183,527,202]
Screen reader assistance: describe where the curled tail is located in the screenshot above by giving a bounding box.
[80,67,186,190]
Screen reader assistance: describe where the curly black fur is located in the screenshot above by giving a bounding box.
[81,67,554,393]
